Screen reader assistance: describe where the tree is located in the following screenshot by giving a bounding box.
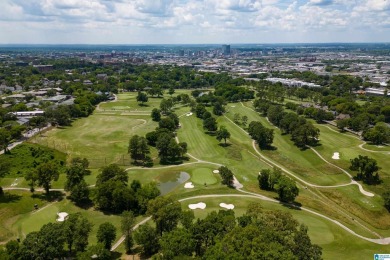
[151,108,161,122]
[158,117,176,131]
[168,86,175,97]
[97,222,116,250]
[0,160,10,194]
[147,197,182,236]
[20,223,65,260]
[203,117,218,132]
[134,224,159,256]
[121,211,135,253]
[233,113,241,124]
[62,213,92,254]
[25,161,59,195]
[128,135,150,165]
[258,169,271,190]
[258,167,282,191]
[29,116,47,135]
[160,99,173,115]
[216,126,231,145]
[160,228,195,259]
[277,176,299,203]
[213,101,225,116]
[350,155,380,184]
[248,121,274,149]
[363,123,390,145]
[336,119,349,132]
[383,191,390,211]
[69,181,90,204]
[77,243,111,260]
[137,182,161,214]
[291,122,320,148]
[241,115,248,127]
[0,128,11,154]
[136,91,148,105]
[218,166,234,187]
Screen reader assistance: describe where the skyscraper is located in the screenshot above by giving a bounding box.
[222,44,231,56]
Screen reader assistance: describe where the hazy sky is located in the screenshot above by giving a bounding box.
[0,0,389,44]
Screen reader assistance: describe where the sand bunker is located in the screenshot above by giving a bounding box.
[184,182,194,189]
[213,170,220,174]
[332,152,340,160]
[186,112,193,116]
[220,203,235,209]
[56,212,69,222]
[188,202,206,209]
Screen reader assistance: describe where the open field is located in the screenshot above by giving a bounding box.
[180,196,388,260]
[31,113,157,168]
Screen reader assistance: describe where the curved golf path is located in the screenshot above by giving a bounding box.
[233,103,374,196]
[111,191,390,251]
[324,125,390,154]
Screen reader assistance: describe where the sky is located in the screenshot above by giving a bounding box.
[0,0,389,44]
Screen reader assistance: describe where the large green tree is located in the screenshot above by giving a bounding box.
[25,161,59,195]
[216,126,231,145]
[147,197,182,236]
[128,135,150,165]
[218,166,234,187]
[134,224,159,256]
[62,213,92,254]
[97,222,116,250]
[350,155,380,184]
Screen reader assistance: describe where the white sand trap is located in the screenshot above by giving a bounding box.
[188,202,206,209]
[184,182,194,189]
[231,105,236,108]
[332,152,340,160]
[186,112,193,116]
[213,170,220,174]
[220,203,235,209]
[56,212,69,222]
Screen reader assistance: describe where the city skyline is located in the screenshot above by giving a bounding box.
[0,0,389,44]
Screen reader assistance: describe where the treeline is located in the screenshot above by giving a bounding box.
[134,200,322,259]
[254,100,320,148]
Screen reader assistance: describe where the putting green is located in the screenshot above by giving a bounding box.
[191,168,218,185]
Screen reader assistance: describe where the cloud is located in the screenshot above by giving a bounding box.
[309,0,333,6]
[0,0,389,43]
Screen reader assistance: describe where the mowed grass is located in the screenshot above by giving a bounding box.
[177,112,270,187]
[0,191,49,242]
[226,102,350,186]
[180,197,388,260]
[191,168,218,185]
[31,113,157,168]
[12,197,123,246]
[313,123,390,192]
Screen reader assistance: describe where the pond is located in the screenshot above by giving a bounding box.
[158,171,190,195]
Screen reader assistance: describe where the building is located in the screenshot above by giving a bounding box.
[33,65,54,73]
[222,45,231,56]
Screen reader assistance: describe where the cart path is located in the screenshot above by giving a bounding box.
[233,103,374,196]
[111,192,390,251]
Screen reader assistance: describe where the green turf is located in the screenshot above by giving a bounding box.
[180,196,388,260]
[191,168,218,185]
[31,113,157,168]
[0,191,49,242]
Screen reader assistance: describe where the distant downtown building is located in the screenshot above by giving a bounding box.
[222,44,231,56]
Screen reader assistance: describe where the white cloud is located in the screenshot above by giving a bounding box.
[0,0,389,43]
